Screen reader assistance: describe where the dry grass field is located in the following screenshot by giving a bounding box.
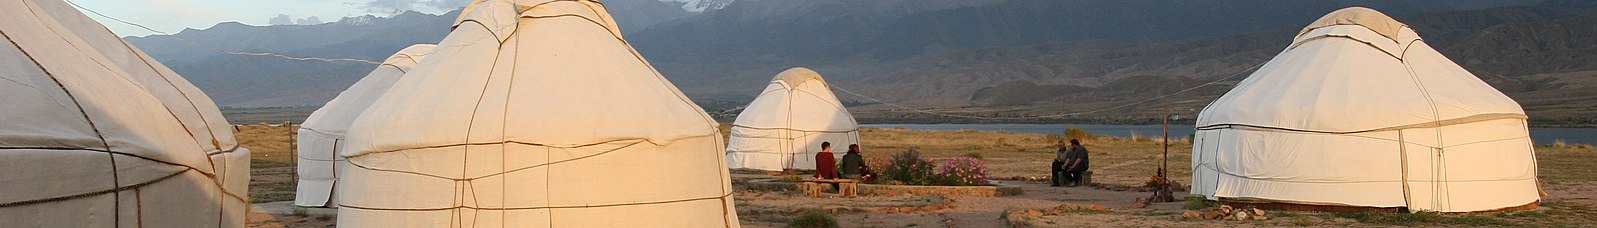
[854,127,1194,187]
[237,124,1597,227]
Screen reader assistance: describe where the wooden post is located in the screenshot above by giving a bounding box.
[1162,108,1170,179]
[1153,108,1176,202]
[287,121,297,185]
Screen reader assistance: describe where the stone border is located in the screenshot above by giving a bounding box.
[736,197,958,216]
[860,184,1023,197]
[1003,203,1117,227]
[736,179,1022,197]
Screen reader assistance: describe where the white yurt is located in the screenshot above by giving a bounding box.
[294,44,435,207]
[0,0,250,226]
[335,0,738,226]
[1190,7,1540,213]
[725,67,861,171]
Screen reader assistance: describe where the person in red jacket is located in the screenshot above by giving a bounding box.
[814,141,838,179]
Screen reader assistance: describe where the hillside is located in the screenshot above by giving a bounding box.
[852,5,1586,106]
[126,11,458,107]
[630,0,1545,99]
[1446,10,1597,123]
[126,0,694,107]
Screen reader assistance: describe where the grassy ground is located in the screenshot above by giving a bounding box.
[239,124,299,204]
[222,107,316,125]
[240,125,1597,227]
[836,127,1191,187]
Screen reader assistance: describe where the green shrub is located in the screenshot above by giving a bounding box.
[788,208,839,228]
[776,175,804,182]
[1064,128,1092,140]
[1332,212,1509,226]
[1182,197,1218,210]
[1291,219,1315,226]
[882,147,939,185]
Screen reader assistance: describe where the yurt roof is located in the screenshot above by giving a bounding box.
[1297,7,1407,42]
[1,0,239,173]
[773,67,827,89]
[732,67,857,131]
[343,0,717,157]
[453,0,623,40]
[335,1,735,225]
[299,44,434,136]
[2,1,249,223]
[383,44,435,69]
[1196,7,1524,133]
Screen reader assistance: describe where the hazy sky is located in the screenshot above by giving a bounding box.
[71,0,472,37]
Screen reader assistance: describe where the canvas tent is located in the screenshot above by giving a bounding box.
[335,0,738,226]
[0,0,250,226]
[725,67,861,171]
[1190,7,1540,213]
[294,44,435,207]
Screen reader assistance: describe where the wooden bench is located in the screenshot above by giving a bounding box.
[802,179,860,197]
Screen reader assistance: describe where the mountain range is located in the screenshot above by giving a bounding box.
[122,0,1596,126]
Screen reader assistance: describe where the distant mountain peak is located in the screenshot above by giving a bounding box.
[337,15,379,26]
[123,0,701,108]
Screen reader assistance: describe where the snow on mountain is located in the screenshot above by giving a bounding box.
[337,15,378,26]
[667,0,734,12]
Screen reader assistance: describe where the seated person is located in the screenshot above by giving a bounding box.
[1051,141,1068,187]
[1062,139,1091,187]
[814,141,838,180]
[840,144,866,179]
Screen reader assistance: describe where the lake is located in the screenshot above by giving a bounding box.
[860,124,1597,146]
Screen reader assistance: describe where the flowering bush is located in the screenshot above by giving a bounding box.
[881,147,939,185]
[936,157,989,186]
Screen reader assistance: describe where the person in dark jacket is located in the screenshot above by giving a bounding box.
[1051,141,1068,187]
[840,144,866,179]
[1062,139,1091,187]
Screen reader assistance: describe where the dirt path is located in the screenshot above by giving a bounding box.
[936,180,1173,227]
[1097,160,1145,170]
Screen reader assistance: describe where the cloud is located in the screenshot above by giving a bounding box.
[269,14,293,25]
[296,16,323,25]
[359,0,472,14]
